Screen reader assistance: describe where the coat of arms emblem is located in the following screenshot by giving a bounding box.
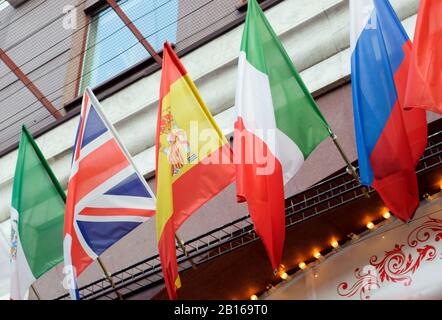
[10,218,18,261]
[160,108,197,176]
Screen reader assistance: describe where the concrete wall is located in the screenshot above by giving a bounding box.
[0,0,435,299]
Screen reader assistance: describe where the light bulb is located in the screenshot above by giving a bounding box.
[383,211,391,219]
[280,272,288,280]
[314,251,322,259]
[250,294,258,300]
[366,222,375,230]
[331,240,339,249]
[298,262,307,270]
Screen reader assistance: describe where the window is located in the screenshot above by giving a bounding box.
[80,0,179,92]
[0,0,9,11]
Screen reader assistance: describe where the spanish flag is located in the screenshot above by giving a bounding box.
[156,42,235,299]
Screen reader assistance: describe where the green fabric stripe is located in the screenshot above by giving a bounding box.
[241,0,330,158]
[12,126,65,278]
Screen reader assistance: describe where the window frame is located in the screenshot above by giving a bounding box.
[78,0,179,95]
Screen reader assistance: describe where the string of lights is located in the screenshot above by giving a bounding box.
[249,202,442,300]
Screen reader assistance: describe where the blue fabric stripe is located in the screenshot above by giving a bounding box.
[77,220,142,256]
[351,0,409,185]
[81,104,108,149]
[71,115,82,165]
[104,172,152,198]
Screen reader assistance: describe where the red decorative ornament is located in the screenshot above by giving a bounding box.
[337,216,442,299]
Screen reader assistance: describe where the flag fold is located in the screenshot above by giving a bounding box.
[350,0,428,221]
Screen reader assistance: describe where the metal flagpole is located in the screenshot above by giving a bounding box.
[175,234,197,270]
[329,130,370,198]
[96,257,123,300]
[30,284,41,300]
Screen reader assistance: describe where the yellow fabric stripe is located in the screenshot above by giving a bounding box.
[175,275,182,289]
[156,74,229,240]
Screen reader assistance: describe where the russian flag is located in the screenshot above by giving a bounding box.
[350,0,428,221]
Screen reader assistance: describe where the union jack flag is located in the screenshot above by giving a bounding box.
[63,88,155,299]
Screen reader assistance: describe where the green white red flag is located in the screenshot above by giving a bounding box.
[234,0,330,270]
[10,126,65,300]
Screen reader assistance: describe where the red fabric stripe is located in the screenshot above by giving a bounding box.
[171,144,235,229]
[64,173,77,235]
[158,219,178,300]
[404,0,442,114]
[74,139,129,203]
[394,44,428,168]
[70,228,94,277]
[370,42,428,222]
[158,43,187,105]
[79,207,155,218]
[234,117,285,270]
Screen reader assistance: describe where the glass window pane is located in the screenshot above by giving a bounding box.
[80,0,179,91]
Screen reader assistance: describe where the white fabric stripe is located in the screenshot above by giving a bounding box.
[73,218,98,261]
[70,95,93,179]
[10,207,35,300]
[276,130,305,184]
[74,166,134,216]
[84,195,155,211]
[63,235,79,300]
[75,215,148,223]
[235,52,304,184]
[236,52,278,157]
[349,0,375,53]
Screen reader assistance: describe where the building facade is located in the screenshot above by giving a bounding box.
[0,0,440,299]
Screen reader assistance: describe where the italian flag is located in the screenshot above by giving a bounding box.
[10,126,65,300]
[234,0,330,270]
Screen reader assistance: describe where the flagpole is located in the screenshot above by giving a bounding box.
[329,130,370,198]
[175,234,197,270]
[30,284,41,300]
[96,257,123,300]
